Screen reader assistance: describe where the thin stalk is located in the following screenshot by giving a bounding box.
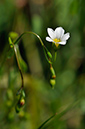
[13,44,24,89]
[14,31,44,47]
[37,100,80,129]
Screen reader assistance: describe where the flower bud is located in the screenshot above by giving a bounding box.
[50,79,56,88]
[50,67,55,77]
[20,99,25,106]
[47,51,52,58]
[21,90,25,98]
[52,75,56,79]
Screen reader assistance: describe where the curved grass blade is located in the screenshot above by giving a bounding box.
[38,113,57,129]
[38,100,80,129]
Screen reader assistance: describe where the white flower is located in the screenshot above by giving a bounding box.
[46,27,70,47]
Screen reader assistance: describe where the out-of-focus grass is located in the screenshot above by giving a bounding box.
[0,0,85,129]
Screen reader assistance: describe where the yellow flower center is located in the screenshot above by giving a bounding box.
[53,38,61,47]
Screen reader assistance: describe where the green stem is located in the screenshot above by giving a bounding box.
[14,31,52,64]
[54,51,57,61]
[10,31,53,90]
[14,31,44,47]
[13,44,24,89]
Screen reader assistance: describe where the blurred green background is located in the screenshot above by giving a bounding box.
[0,0,85,129]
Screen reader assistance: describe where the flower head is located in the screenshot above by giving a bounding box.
[46,27,70,47]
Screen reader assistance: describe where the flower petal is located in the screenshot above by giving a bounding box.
[61,33,70,41]
[47,28,56,39]
[46,37,53,42]
[55,27,65,39]
[59,41,66,45]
